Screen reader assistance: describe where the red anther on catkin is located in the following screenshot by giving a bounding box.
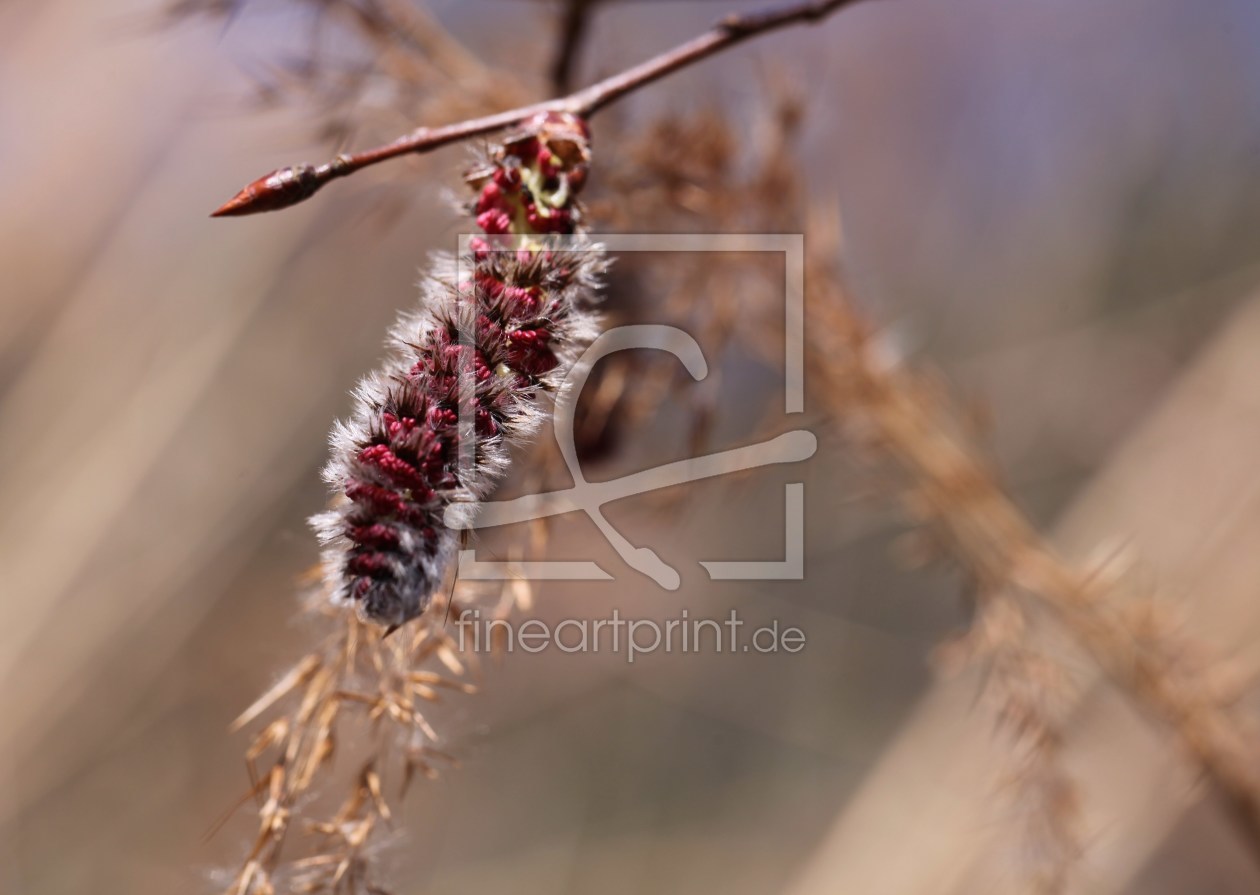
[347,524,402,550]
[346,553,396,579]
[345,481,407,517]
[382,413,419,439]
[312,112,604,627]
[476,209,512,235]
[357,444,429,490]
[506,328,559,377]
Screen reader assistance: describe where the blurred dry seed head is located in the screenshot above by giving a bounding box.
[221,593,484,895]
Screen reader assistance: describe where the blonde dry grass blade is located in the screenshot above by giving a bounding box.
[232,654,323,733]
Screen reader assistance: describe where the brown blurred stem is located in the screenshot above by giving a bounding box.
[211,0,872,216]
[551,0,598,93]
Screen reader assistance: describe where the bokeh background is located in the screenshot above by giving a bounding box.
[4,0,1260,892]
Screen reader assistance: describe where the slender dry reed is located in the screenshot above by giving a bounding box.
[805,220,1260,883]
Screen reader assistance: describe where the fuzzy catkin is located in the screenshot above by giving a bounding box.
[312,112,603,627]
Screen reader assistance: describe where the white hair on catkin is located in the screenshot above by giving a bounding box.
[311,112,603,627]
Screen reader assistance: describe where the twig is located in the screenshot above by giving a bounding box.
[550,0,597,93]
[210,0,872,216]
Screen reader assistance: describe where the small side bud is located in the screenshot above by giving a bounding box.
[210,164,324,217]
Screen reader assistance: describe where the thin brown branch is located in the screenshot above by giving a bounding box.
[210,0,872,216]
[550,0,597,93]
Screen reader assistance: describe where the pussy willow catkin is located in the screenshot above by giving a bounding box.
[312,112,603,627]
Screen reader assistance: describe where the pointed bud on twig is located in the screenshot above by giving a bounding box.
[210,163,334,217]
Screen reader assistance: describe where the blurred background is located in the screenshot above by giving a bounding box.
[4,0,1260,892]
